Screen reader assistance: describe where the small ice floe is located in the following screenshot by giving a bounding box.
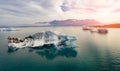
[97,28,108,34]
[8,31,76,49]
[82,26,109,34]
[90,28,108,34]
[0,28,19,31]
[82,26,92,31]
[90,28,97,33]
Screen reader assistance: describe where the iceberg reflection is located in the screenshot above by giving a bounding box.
[7,44,77,59]
[32,45,77,60]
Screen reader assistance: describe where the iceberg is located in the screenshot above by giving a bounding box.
[0,28,19,31]
[8,31,76,48]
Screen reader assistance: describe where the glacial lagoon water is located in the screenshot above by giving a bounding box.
[0,27,120,71]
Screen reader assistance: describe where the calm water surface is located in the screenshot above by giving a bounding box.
[0,27,120,71]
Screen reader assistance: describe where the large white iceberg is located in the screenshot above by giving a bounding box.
[8,31,76,48]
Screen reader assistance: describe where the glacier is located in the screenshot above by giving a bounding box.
[8,31,76,49]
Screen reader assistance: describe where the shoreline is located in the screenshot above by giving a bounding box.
[91,24,120,28]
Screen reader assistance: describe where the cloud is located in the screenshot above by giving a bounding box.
[113,8,120,12]
[61,0,120,12]
[0,0,64,25]
[1,0,120,25]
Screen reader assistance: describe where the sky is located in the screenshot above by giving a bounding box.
[0,0,120,26]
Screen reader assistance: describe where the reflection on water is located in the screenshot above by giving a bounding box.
[7,44,77,60]
[7,47,19,53]
[33,46,77,60]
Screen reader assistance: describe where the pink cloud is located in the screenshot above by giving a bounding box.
[113,8,120,12]
[87,0,116,8]
[85,8,97,13]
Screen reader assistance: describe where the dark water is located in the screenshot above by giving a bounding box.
[0,27,120,71]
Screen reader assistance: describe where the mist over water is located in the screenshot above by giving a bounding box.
[0,27,120,71]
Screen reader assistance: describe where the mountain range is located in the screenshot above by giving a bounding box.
[35,19,101,26]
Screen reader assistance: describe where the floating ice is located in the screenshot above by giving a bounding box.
[8,31,76,48]
[0,28,19,31]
